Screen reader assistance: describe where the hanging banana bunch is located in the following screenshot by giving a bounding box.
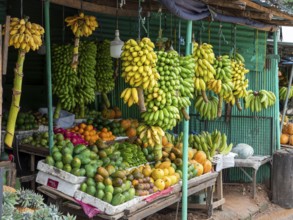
[65,12,98,71]
[244,90,276,112]
[3,17,44,147]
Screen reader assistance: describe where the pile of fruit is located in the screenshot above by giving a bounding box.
[54,128,88,146]
[2,112,38,131]
[2,186,76,219]
[281,123,293,145]
[33,112,48,125]
[20,132,49,148]
[189,130,233,160]
[101,107,122,120]
[68,123,99,144]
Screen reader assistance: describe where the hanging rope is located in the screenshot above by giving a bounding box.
[20,0,23,18]
[255,29,259,90]
[232,24,237,58]
[138,0,141,40]
[199,21,205,44]
[208,21,211,44]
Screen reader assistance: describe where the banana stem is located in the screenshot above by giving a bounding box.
[138,87,146,112]
[53,101,62,119]
[201,90,209,103]
[102,92,111,109]
[5,50,26,148]
[236,98,243,111]
[71,37,80,71]
[181,108,190,120]
[217,96,223,117]
[80,101,85,118]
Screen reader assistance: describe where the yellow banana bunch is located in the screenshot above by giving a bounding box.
[231,59,249,98]
[5,17,44,52]
[65,12,98,37]
[120,87,139,107]
[193,42,216,84]
[207,79,222,94]
[121,37,159,90]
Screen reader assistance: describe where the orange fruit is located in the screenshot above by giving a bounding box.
[85,135,91,142]
[78,128,84,134]
[203,160,212,174]
[90,130,96,136]
[86,125,93,131]
[74,126,79,131]
[80,123,87,129]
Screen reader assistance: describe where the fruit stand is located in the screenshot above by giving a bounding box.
[0,0,292,219]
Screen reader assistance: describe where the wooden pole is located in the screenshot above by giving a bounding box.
[2,16,10,75]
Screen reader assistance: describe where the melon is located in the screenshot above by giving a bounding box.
[287,123,293,135]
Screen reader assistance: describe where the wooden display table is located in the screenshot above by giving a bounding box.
[37,172,219,219]
[234,155,272,198]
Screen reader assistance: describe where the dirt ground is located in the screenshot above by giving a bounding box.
[146,183,282,220]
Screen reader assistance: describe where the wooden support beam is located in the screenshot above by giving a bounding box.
[241,0,293,21]
[50,0,142,17]
[201,0,246,10]
[213,7,273,21]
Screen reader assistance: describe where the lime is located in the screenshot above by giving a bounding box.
[45,156,55,166]
[52,151,62,162]
[63,164,72,173]
[80,183,87,192]
[71,157,81,169]
[55,161,63,170]
[62,154,73,164]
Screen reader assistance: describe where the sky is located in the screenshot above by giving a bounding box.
[282,26,293,42]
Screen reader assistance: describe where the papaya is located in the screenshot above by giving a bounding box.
[111,170,126,179]
[73,144,87,155]
[97,167,109,178]
[111,193,125,206]
[112,178,123,187]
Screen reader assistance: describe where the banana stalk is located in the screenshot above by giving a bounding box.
[217,95,223,117]
[138,87,146,112]
[236,98,243,111]
[53,101,62,119]
[71,37,80,71]
[102,92,110,109]
[5,50,26,147]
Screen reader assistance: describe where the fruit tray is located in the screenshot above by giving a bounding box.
[36,171,81,197]
[74,190,143,215]
[37,160,86,184]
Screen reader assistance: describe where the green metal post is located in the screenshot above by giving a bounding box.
[45,0,54,154]
[182,20,192,220]
[273,31,280,150]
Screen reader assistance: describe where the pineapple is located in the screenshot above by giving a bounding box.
[3,191,18,208]
[16,206,35,214]
[16,189,45,209]
[3,185,17,193]
[61,214,77,220]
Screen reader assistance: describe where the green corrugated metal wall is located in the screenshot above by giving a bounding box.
[1,1,276,182]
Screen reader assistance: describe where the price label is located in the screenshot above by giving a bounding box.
[47,178,59,189]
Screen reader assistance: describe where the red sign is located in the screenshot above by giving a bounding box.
[47,178,59,189]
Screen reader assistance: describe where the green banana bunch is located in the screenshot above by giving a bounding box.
[179,55,195,99]
[142,87,180,130]
[189,130,233,159]
[157,50,180,95]
[52,44,79,111]
[95,40,115,94]
[194,95,218,120]
[244,90,276,112]
[214,55,232,83]
[279,86,293,100]
[52,41,96,117]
